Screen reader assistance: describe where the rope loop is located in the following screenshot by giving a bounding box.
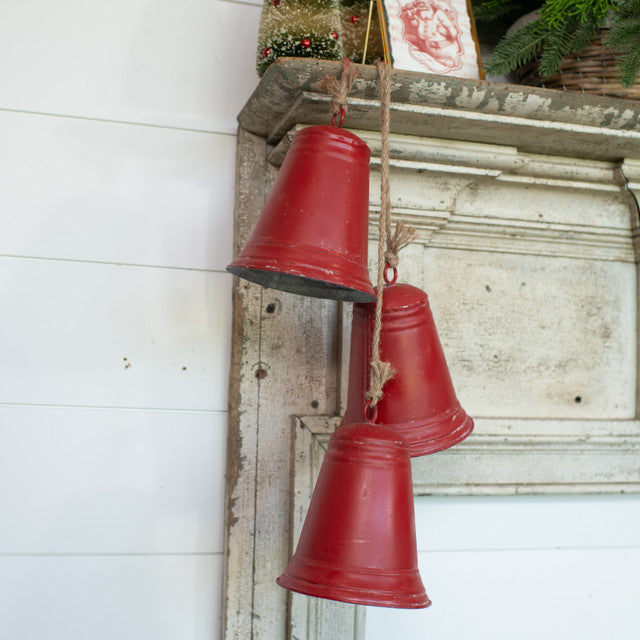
[364,399,378,424]
[383,263,398,285]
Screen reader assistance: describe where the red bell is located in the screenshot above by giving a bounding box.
[227,125,375,302]
[342,283,473,456]
[277,421,430,609]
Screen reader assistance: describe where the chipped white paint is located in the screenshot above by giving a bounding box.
[452,85,488,110]
[407,78,453,105]
[502,91,553,119]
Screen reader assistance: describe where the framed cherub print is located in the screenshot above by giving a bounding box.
[377,0,483,79]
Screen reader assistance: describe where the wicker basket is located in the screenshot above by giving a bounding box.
[514,28,640,100]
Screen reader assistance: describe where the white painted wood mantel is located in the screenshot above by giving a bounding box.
[223,58,640,640]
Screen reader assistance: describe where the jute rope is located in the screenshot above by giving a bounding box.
[365,62,417,410]
[317,57,358,126]
[319,59,415,412]
[364,62,391,408]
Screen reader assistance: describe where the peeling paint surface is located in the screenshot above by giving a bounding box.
[240,58,640,160]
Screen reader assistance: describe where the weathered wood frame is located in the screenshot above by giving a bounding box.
[223,59,640,640]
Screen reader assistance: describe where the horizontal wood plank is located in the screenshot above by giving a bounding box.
[0,111,236,270]
[0,554,222,640]
[0,257,231,410]
[0,0,260,133]
[0,406,227,554]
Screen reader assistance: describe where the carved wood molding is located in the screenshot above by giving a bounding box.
[296,416,640,496]
[272,125,637,262]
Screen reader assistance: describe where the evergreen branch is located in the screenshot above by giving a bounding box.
[606,1,640,86]
[474,0,640,86]
[540,0,614,28]
[537,17,578,76]
[568,19,600,55]
[484,19,549,76]
[608,21,640,45]
[617,42,640,87]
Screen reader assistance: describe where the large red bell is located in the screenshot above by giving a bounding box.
[342,283,473,456]
[227,125,375,302]
[277,420,430,609]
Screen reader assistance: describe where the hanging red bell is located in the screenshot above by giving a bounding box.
[227,125,375,302]
[277,420,430,609]
[342,283,473,456]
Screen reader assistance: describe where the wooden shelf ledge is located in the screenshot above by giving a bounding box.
[238,58,640,161]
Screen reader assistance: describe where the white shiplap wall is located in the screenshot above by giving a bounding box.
[0,0,260,638]
[2,2,639,639]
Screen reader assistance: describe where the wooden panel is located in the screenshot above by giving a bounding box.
[0,257,231,410]
[0,110,236,270]
[423,249,636,419]
[290,417,365,640]
[0,554,222,640]
[0,406,226,554]
[0,0,260,133]
[366,548,640,640]
[224,130,343,640]
[223,130,268,640]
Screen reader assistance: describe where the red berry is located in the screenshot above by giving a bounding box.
[262,47,272,58]
[301,37,311,49]
[350,15,358,23]
[272,0,280,5]
[331,31,339,40]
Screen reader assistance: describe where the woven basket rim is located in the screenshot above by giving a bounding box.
[514,26,639,99]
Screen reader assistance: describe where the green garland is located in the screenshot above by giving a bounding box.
[473,0,640,87]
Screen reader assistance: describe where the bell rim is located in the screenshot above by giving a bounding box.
[399,413,474,457]
[276,572,431,609]
[227,264,376,303]
[292,124,371,156]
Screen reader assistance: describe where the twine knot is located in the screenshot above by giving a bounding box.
[385,222,417,269]
[317,57,358,125]
[365,360,396,407]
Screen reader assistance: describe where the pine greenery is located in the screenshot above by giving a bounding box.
[607,0,640,86]
[473,0,640,87]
